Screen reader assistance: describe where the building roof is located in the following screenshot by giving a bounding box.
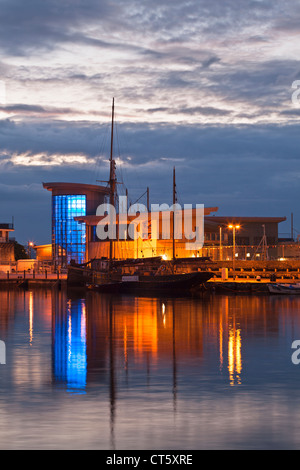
[0,223,14,231]
[205,216,286,225]
[74,207,219,225]
[43,182,110,194]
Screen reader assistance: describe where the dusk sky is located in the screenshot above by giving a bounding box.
[0,0,300,244]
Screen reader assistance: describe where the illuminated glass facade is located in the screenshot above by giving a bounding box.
[52,195,87,266]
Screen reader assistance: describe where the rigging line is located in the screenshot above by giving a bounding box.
[95,123,108,174]
[174,175,187,209]
[112,110,126,200]
[114,111,122,159]
[131,190,148,207]
[93,121,111,184]
[173,180,183,207]
[114,109,132,196]
[114,114,130,200]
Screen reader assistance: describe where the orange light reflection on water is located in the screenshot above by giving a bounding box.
[220,297,242,386]
[228,325,242,386]
[29,291,33,346]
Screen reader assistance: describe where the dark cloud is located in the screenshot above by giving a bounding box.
[0,104,78,117]
[0,0,298,243]
[146,106,231,116]
[0,0,285,57]
[0,0,115,54]
[0,118,298,242]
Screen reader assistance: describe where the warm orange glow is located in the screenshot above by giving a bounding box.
[123,323,128,369]
[29,291,33,346]
[219,316,223,371]
[228,324,242,386]
[134,301,158,360]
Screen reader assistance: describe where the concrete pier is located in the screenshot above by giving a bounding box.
[0,271,67,289]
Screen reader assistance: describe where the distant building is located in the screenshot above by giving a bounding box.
[72,212,286,262]
[43,182,288,266]
[74,206,219,262]
[0,222,15,266]
[204,216,286,260]
[34,244,52,264]
[205,216,286,246]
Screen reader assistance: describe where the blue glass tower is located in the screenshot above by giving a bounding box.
[44,182,110,268]
[52,194,87,266]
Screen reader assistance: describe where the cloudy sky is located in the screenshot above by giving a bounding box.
[0,0,300,244]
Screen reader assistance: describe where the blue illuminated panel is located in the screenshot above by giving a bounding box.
[52,195,86,266]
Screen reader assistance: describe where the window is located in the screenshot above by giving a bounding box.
[91,226,97,242]
[236,236,250,245]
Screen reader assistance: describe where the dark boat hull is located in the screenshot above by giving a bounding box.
[67,265,95,286]
[67,257,164,287]
[88,271,214,295]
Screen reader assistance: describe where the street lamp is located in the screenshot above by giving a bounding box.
[28,241,34,258]
[219,226,223,261]
[228,224,240,279]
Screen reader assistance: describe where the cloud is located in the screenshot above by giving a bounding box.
[9,151,96,167]
[0,104,79,118]
[146,106,231,116]
[0,0,298,128]
[0,116,297,242]
[0,0,115,54]
[0,0,299,243]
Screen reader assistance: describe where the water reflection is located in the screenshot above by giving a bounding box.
[50,290,296,395]
[29,291,34,346]
[52,295,87,394]
[2,289,300,448]
[220,297,242,386]
[2,289,299,396]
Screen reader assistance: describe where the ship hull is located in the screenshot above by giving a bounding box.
[87,271,214,295]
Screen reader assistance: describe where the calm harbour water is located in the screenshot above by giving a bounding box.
[0,287,300,450]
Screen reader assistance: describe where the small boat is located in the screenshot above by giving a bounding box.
[268,283,300,295]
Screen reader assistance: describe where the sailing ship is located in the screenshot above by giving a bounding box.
[67,99,214,294]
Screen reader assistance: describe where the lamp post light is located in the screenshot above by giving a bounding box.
[28,241,34,258]
[228,224,240,279]
[219,226,223,261]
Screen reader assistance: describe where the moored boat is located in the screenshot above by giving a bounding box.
[268,283,300,295]
[87,270,214,295]
[66,99,213,295]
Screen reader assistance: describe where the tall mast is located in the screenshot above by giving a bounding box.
[172,166,177,261]
[109,98,116,265]
[109,97,116,208]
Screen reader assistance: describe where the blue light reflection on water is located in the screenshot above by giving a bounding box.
[52,298,87,394]
[1,289,300,449]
